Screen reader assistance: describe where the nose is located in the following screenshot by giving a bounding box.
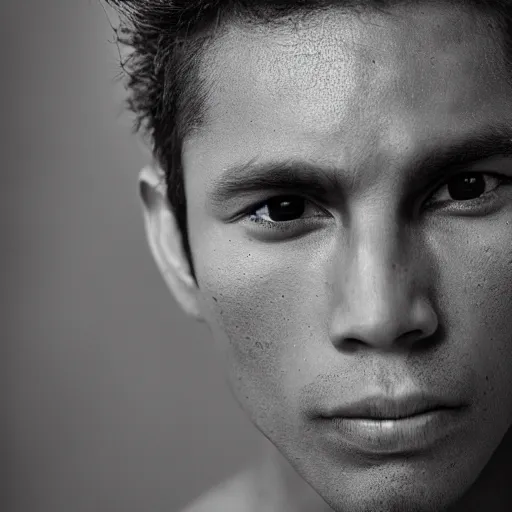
[329,219,438,352]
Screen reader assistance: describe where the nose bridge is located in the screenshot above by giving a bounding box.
[329,209,435,350]
[350,215,410,314]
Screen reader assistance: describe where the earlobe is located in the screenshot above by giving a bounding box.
[138,165,204,322]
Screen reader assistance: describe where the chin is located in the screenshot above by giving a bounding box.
[322,485,463,512]
[291,447,482,512]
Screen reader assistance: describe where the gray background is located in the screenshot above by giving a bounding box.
[4,1,262,511]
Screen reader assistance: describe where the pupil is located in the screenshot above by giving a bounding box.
[267,196,305,221]
[447,174,486,200]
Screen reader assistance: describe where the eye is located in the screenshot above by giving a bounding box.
[247,195,326,228]
[426,171,512,209]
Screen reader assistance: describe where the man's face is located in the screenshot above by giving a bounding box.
[180,4,512,511]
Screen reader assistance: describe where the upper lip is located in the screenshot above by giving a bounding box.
[320,393,463,420]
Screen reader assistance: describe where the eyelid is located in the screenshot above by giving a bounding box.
[243,193,326,216]
[243,194,331,231]
[426,171,507,201]
[255,194,326,212]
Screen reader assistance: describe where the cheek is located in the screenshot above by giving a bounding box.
[444,238,512,340]
[195,239,330,422]
[435,229,512,406]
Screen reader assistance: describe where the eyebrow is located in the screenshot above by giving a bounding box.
[206,122,512,208]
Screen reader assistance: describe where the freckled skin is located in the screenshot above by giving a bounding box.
[150,3,512,512]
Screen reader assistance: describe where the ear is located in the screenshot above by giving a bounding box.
[138,165,204,322]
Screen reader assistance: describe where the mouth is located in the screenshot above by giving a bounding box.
[315,393,469,455]
[319,394,462,421]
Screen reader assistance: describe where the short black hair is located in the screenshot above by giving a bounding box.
[104,0,512,284]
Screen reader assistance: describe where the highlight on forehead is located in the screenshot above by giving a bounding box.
[187,1,512,155]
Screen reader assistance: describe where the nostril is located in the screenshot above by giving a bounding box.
[339,338,365,353]
[397,329,424,343]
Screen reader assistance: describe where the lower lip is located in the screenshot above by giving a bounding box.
[319,408,466,455]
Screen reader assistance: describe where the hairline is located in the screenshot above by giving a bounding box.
[180,1,510,148]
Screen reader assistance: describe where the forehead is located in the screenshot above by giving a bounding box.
[183,3,511,181]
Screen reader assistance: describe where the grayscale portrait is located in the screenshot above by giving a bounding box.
[104,1,512,511]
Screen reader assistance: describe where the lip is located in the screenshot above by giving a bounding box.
[320,393,462,420]
[316,393,468,455]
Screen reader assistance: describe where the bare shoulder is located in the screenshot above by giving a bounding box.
[180,469,259,512]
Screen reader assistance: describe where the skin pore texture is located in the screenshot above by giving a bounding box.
[140,3,512,512]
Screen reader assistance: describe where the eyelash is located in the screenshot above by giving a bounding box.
[244,172,512,230]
